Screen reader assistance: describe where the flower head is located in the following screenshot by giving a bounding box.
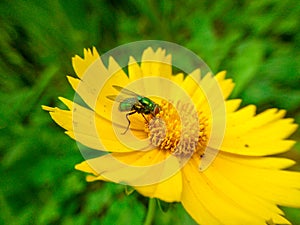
[43,43,300,224]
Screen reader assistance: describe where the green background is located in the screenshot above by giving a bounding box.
[1,0,300,224]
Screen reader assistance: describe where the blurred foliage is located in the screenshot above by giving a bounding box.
[0,0,299,224]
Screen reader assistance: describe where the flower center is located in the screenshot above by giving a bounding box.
[145,100,209,157]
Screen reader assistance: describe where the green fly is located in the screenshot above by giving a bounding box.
[107,85,161,134]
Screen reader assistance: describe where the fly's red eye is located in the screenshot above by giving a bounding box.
[154,105,161,115]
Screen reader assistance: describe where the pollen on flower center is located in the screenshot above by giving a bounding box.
[145,100,209,157]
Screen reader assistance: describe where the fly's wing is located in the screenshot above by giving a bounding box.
[107,95,139,112]
[112,85,140,97]
[106,95,127,102]
[107,85,141,105]
[106,95,140,106]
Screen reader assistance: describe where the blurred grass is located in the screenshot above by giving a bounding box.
[0,0,299,224]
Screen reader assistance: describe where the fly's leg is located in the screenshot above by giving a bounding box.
[122,111,136,135]
[141,113,149,123]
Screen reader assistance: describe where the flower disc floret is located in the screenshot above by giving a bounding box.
[146,100,209,157]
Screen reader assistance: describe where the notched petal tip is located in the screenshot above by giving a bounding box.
[66,75,80,91]
[72,47,100,79]
[215,70,227,79]
[42,97,73,113]
[225,99,242,113]
[58,97,73,110]
[142,46,170,60]
[145,46,155,54]
[86,175,101,182]
[75,161,96,174]
[92,46,99,56]
[108,56,123,73]
[41,105,54,111]
[74,47,99,60]
[128,55,137,63]
[65,130,74,139]
[75,162,108,182]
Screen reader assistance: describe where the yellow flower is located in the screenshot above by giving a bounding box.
[43,46,300,224]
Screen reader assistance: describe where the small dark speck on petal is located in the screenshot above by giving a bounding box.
[245,144,249,148]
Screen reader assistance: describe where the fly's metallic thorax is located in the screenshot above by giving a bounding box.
[138,96,156,114]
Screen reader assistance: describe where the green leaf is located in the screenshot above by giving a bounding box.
[228,39,265,98]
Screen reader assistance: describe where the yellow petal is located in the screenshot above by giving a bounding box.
[221,107,298,156]
[58,97,73,109]
[79,149,183,201]
[128,56,143,81]
[43,106,73,131]
[107,57,129,82]
[192,71,226,117]
[77,152,183,202]
[219,153,296,169]
[75,161,110,182]
[170,72,184,85]
[70,49,131,121]
[215,71,235,99]
[67,69,147,131]
[140,47,172,78]
[181,190,220,225]
[221,138,296,156]
[66,75,98,113]
[227,104,257,125]
[216,153,300,208]
[83,149,182,202]
[202,154,292,224]
[225,99,242,113]
[93,58,132,121]
[182,156,266,224]
[72,47,100,79]
[181,69,201,96]
[134,170,182,202]
[75,161,97,175]
[44,98,146,152]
